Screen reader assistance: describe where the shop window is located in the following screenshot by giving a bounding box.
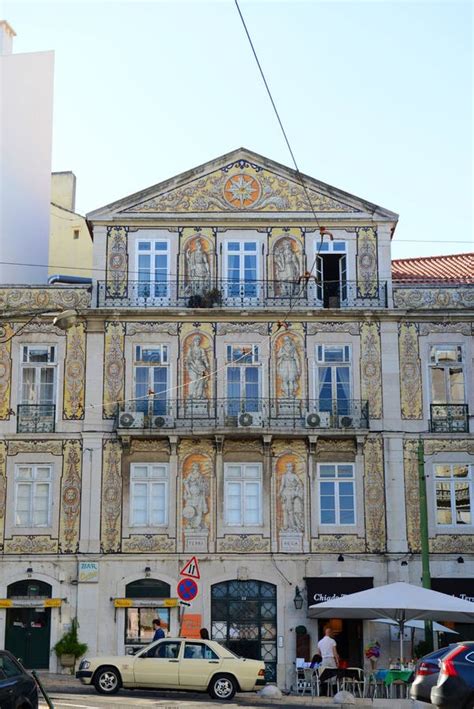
[224,464,262,526]
[317,463,355,525]
[429,345,465,403]
[130,464,169,526]
[125,578,171,646]
[434,463,472,526]
[14,465,51,527]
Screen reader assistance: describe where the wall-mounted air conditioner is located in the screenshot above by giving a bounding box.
[338,415,354,429]
[305,412,331,429]
[153,415,174,429]
[238,412,263,428]
[118,411,144,428]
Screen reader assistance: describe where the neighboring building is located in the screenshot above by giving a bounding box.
[0,149,472,684]
[49,172,93,278]
[0,21,54,284]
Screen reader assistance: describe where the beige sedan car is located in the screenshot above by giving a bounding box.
[76,638,266,700]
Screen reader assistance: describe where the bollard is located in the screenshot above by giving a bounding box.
[32,670,55,709]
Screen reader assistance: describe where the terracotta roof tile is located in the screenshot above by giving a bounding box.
[392,252,474,284]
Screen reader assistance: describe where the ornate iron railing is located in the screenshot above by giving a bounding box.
[116,398,369,432]
[17,404,56,433]
[430,404,469,433]
[97,279,387,309]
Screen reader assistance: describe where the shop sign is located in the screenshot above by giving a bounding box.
[0,599,12,608]
[113,598,178,608]
[78,561,99,583]
[114,598,133,608]
[431,578,474,604]
[44,598,62,607]
[305,577,373,607]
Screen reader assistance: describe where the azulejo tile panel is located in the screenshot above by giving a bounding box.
[106,226,128,297]
[356,227,378,298]
[103,321,125,419]
[58,440,82,553]
[311,535,365,553]
[360,322,382,419]
[0,442,6,550]
[4,535,58,554]
[0,287,91,311]
[123,535,175,553]
[394,287,474,309]
[398,323,422,419]
[63,322,86,420]
[0,324,12,420]
[101,439,123,553]
[364,435,386,552]
[217,535,270,553]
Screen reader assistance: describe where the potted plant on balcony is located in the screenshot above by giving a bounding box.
[53,618,88,673]
[202,288,222,308]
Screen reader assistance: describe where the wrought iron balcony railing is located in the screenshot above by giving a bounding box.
[116,398,369,432]
[430,404,469,433]
[17,404,56,433]
[97,279,388,309]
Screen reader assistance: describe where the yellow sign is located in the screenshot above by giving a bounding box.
[44,598,62,608]
[0,599,12,608]
[163,598,178,608]
[114,598,132,608]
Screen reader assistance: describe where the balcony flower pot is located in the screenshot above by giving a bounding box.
[53,618,88,673]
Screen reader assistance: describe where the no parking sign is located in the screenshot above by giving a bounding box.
[177,577,199,603]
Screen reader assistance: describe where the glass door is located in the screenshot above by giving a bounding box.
[137,240,169,301]
[225,242,258,302]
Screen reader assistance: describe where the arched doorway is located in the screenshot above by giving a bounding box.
[211,580,277,681]
[5,580,52,669]
[124,578,171,650]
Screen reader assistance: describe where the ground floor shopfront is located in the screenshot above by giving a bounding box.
[0,557,472,687]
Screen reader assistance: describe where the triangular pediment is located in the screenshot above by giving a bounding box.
[87,148,397,220]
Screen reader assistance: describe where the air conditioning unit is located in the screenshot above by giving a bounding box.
[305,411,331,428]
[238,412,263,428]
[338,415,354,429]
[153,415,174,429]
[118,411,144,428]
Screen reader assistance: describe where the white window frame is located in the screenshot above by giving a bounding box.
[428,344,466,404]
[135,239,170,294]
[317,462,356,526]
[314,345,352,405]
[14,464,52,527]
[133,345,171,414]
[19,344,57,405]
[224,463,263,527]
[433,462,472,528]
[130,463,169,527]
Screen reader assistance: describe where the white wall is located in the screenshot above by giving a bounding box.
[0,49,54,284]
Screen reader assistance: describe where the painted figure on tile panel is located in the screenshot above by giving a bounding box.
[276,334,301,399]
[185,237,210,295]
[185,335,210,400]
[274,239,300,295]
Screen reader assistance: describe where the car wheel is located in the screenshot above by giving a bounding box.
[209,674,237,700]
[93,666,122,694]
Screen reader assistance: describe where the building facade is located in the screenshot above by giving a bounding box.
[0,149,472,684]
[50,172,93,278]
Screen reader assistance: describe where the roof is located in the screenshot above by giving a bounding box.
[392,252,474,284]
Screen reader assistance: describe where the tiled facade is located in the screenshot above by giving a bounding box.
[0,149,472,684]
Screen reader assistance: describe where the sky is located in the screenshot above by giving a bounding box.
[4,0,473,259]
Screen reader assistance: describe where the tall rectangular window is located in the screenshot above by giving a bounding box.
[130,464,169,526]
[318,463,355,525]
[134,345,169,416]
[226,241,258,298]
[15,465,51,527]
[136,240,169,298]
[224,464,262,526]
[434,463,472,526]
[20,345,56,405]
[429,345,465,403]
[316,345,351,415]
[226,345,260,415]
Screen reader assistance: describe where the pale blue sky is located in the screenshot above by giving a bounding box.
[4,0,473,259]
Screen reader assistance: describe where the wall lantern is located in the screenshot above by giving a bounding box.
[337,554,344,562]
[144,566,151,578]
[457,556,465,564]
[26,567,33,578]
[293,586,304,610]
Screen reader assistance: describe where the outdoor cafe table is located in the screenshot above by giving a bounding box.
[376,668,414,686]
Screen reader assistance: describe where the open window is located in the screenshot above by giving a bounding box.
[315,241,347,307]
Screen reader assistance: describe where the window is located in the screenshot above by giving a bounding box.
[130,464,169,526]
[134,345,169,416]
[224,464,262,526]
[14,465,52,527]
[315,240,347,306]
[153,641,181,659]
[20,345,56,405]
[226,345,260,416]
[136,240,169,298]
[318,463,355,525]
[434,464,472,526]
[316,345,351,415]
[73,229,80,239]
[0,654,23,679]
[184,642,218,660]
[225,241,258,298]
[429,345,465,403]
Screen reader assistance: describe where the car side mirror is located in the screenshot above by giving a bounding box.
[126,648,135,655]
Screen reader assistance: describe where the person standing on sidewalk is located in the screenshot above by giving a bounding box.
[152,618,165,641]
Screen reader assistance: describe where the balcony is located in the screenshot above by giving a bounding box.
[430,404,469,433]
[17,404,56,433]
[97,279,388,309]
[115,398,369,433]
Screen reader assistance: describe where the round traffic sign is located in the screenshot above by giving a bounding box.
[177,577,199,602]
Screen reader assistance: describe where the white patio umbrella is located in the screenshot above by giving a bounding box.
[373,618,459,634]
[308,582,474,661]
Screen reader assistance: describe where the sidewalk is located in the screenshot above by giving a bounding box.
[35,673,425,707]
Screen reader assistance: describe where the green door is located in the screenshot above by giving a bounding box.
[5,580,52,669]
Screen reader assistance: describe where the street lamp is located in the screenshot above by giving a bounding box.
[293,586,304,610]
[0,308,78,342]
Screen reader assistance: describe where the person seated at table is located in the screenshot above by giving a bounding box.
[310,652,322,669]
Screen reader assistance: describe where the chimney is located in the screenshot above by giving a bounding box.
[0,20,16,55]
